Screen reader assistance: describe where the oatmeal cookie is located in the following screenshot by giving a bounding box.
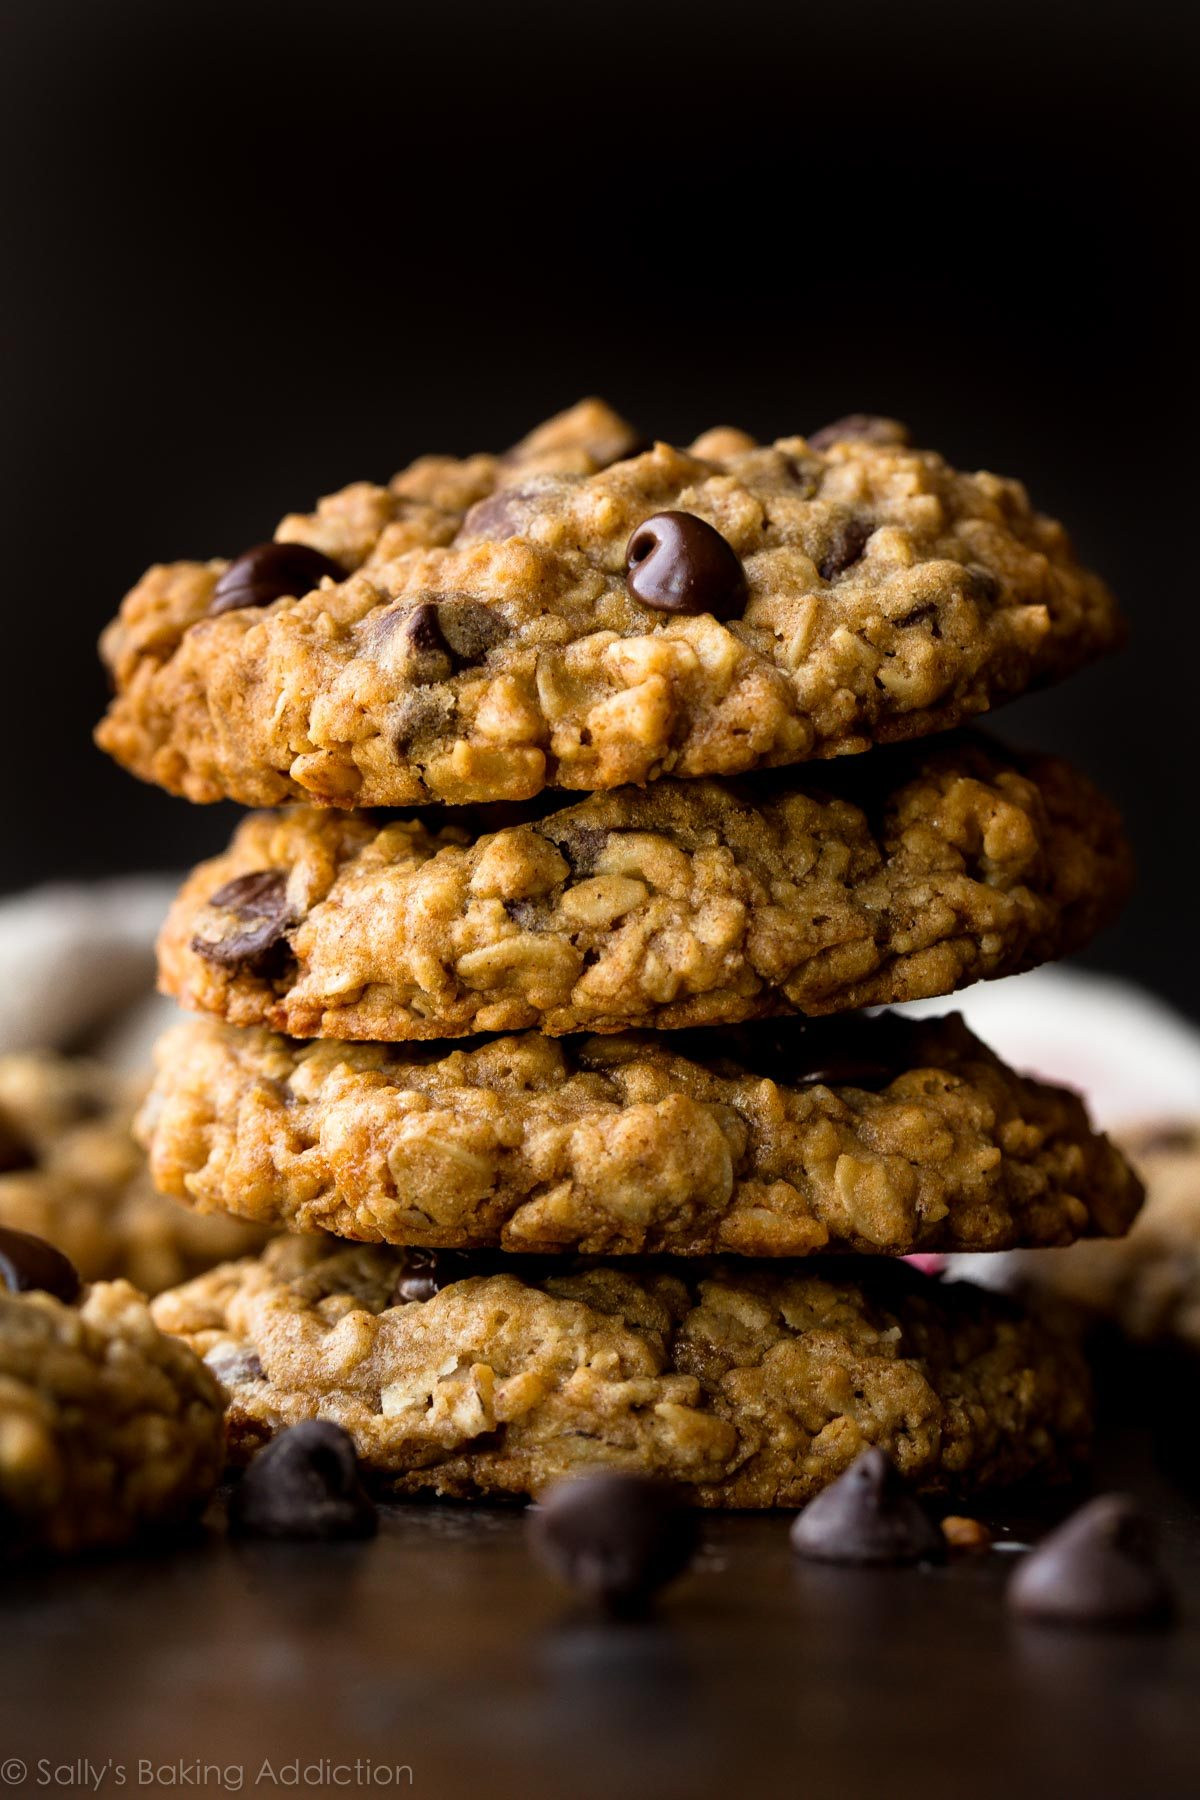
[0,1275,224,1553]
[1015,1121,1200,1348]
[138,1012,1141,1258]
[96,406,1123,808]
[160,738,1130,1040]
[150,1237,1092,1507]
[0,1052,268,1295]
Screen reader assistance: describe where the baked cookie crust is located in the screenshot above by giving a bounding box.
[96,404,1123,808]
[160,738,1131,1040]
[0,1280,224,1554]
[138,1013,1142,1258]
[150,1237,1092,1508]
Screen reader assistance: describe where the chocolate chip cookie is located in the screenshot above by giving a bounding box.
[139,1012,1141,1257]
[150,1236,1092,1507]
[96,405,1123,808]
[1,1268,224,1554]
[160,738,1130,1040]
[0,1051,268,1295]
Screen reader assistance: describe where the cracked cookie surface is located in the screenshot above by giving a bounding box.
[96,403,1123,808]
[160,738,1131,1040]
[139,1013,1142,1258]
[150,1237,1092,1507]
[0,1280,225,1553]
[0,1052,268,1295]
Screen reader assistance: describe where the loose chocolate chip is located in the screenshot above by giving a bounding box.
[0,1227,81,1304]
[962,563,1001,604]
[229,1422,378,1542]
[209,542,347,618]
[1008,1495,1175,1629]
[528,1473,698,1615]
[789,1448,944,1565]
[192,868,296,980]
[625,511,748,620]
[808,414,911,452]
[0,1108,36,1175]
[818,516,874,581]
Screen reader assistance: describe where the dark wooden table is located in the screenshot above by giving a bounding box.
[3,1409,1198,1800]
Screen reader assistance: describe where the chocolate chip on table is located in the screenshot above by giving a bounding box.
[0,1227,81,1304]
[818,516,873,581]
[209,542,347,618]
[624,512,748,621]
[192,869,296,980]
[808,414,912,452]
[528,1473,698,1616]
[789,1448,944,1566]
[1007,1494,1175,1629]
[229,1422,378,1542]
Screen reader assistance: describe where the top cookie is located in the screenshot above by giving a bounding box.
[96,402,1123,808]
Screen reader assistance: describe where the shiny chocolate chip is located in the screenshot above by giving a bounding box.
[790,1448,944,1566]
[528,1473,698,1615]
[209,542,346,618]
[1008,1495,1175,1629]
[229,1421,378,1542]
[808,414,911,452]
[0,1227,81,1304]
[625,511,747,620]
[192,868,296,979]
[818,516,873,581]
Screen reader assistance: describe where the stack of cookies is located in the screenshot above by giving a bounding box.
[95,401,1143,1508]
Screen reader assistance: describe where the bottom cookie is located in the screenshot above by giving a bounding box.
[1,1277,225,1554]
[151,1238,1092,1508]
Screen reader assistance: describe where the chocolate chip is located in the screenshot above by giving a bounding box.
[435,597,511,666]
[962,563,1001,604]
[393,686,455,751]
[789,1448,944,1565]
[404,602,451,659]
[624,512,748,620]
[192,868,296,980]
[229,1421,378,1542]
[504,898,542,930]
[808,415,911,452]
[0,1109,36,1175]
[204,1344,266,1387]
[695,1013,916,1091]
[209,542,346,618]
[528,1474,698,1615]
[390,1247,493,1304]
[818,516,873,581]
[1008,1495,1175,1629]
[546,821,610,877]
[0,1227,81,1304]
[457,485,542,542]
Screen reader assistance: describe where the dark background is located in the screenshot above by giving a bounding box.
[2,0,1196,1006]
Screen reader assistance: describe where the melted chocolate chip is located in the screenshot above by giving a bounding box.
[457,484,542,542]
[694,1013,916,1091]
[209,542,346,618]
[545,820,610,877]
[789,1448,944,1566]
[962,563,1001,604]
[436,597,511,665]
[808,415,912,452]
[393,686,455,751]
[624,512,747,620]
[192,869,296,980]
[0,1108,36,1175]
[229,1422,378,1542]
[528,1473,698,1615]
[818,517,873,581]
[404,602,451,658]
[1008,1495,1175,1629]
[0,1227,81,1304]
